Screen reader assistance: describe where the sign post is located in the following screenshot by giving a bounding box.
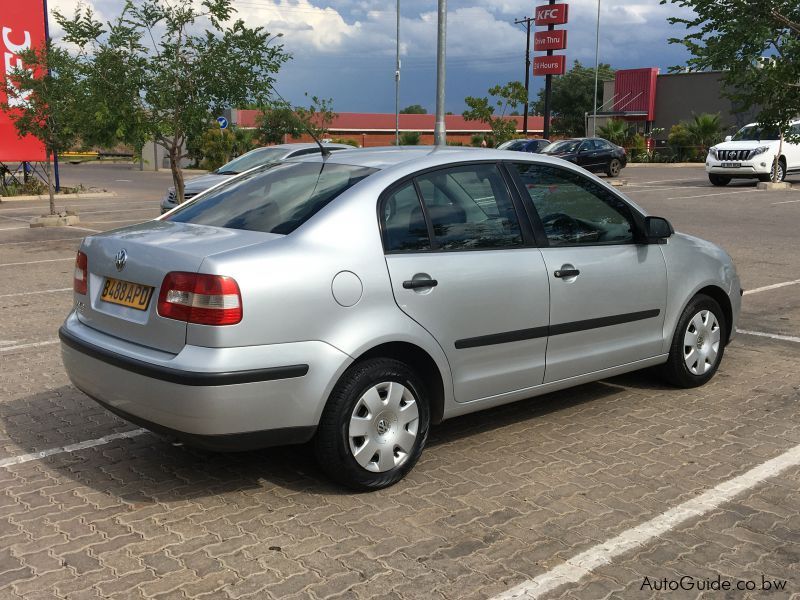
[534,1,568,139]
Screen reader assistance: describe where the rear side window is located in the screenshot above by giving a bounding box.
[166,162,377,234]
[414,164,523,250]
[383,183,431,252]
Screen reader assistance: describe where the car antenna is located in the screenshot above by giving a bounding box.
[269,89,331,159]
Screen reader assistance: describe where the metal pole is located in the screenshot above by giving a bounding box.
[542,0,555,140]
[395,0,400,145]
[591,0,601,137]
[515,17,532,135]
[43,0,60,191]
[434,0,447,146]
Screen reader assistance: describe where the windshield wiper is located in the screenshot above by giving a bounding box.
[216,170,240,175]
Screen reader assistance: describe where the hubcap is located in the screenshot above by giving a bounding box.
[348,381,420,473]
[683,310,721,375]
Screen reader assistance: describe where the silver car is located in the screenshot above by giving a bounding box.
[160,142,354,213]
[61,147,741,490]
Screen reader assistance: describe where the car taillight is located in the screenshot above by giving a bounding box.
[74,251,88,295]
[157,272,242,325]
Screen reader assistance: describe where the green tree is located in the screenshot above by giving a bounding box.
[193,127,256,171]
[399,131,421,145]
[597,119,631,145]
[1,42,85,215]
[662,0,799,180]
[399,104,427,114]
[684,113,725,155]
[532,60,615,136]
[296,93,337,138]
[255,104,306,145]
[667,123,696,161]
[58,0,290,203]
[463,81,527,145]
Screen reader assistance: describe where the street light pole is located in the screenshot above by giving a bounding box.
[515,17,533,135]
[591,0,601,137]
[434,0,447,146]
[395,0,400,146]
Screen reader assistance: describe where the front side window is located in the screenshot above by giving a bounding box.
[167,162,377,234]
[414,164,523,250]
[514,163,635,246]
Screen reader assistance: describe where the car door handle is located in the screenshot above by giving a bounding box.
[403,279,438,289]
[554,269,580,278]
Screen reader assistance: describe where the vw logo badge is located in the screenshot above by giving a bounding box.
[114,249,127,271]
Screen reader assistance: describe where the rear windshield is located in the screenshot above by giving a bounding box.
[543,140,580,154]
[166,162,378,234]
[215,147,288,174]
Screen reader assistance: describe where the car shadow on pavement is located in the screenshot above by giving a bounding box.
[2,371,669,500]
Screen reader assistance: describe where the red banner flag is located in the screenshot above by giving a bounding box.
[1,1,47,162]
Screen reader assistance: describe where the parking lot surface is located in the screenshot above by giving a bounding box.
[1,163,798,599]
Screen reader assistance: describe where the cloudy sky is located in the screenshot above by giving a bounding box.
[48,0,695,114]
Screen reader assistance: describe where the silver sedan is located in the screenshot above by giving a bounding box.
[61,147,741,489]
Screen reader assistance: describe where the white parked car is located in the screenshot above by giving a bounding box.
[706,120,800,185]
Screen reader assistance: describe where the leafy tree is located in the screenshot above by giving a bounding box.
[662,0,799,180]
[1,42,85,215]
[296,93,337,138]
[597,119,631,146]
[58,0,290,203]
[255,104,307,145]
[399,131,421,145]
[400,104,427,114]
[193,126,256,171]
[684,113,725,155]
[463,81,527,145]
[667,122,697,161]
[532,61,615,136]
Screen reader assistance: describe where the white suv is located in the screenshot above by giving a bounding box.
[706,120,800,185]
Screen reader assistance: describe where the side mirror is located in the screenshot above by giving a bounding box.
[644,216,674,243]
[724,135,732,142]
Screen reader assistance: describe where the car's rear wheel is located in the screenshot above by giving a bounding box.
[660,294,726,388]
[708,174,731,186]
[314,358,429,490]
[606,158,622,177]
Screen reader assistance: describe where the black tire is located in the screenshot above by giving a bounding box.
[708,174,731,186]
[314,358,430,490]
[606,158,622,177]
[659,294,727,388]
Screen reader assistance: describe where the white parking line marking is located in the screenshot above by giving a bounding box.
[0,258,74,267]
[0,214,31,223]
[0,429,148,469]
[744,280,800,295]
[0,288,71,298]
[491,442,800,600]
[0,339,59,352]
[0,340,19,346]
[737,330,800,344]
[69,226,101,233]
[666,189,755,200]
[0,226,27,231]
[772,199,800,205]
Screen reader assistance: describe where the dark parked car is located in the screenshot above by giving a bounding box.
[496,138,551,154]
[541,137,627,177]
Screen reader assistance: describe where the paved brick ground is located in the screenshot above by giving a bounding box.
[1,164,798,599]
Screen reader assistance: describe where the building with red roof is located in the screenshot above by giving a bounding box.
[232,110,546,147]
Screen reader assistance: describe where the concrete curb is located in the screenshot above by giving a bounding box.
[0,191,117,203]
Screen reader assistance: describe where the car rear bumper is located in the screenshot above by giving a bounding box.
[59,312,353,449]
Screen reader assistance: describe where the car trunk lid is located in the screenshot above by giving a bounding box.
[77,220,279,354]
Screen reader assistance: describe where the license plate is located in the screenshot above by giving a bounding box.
[721,162,741,168]
[101,277,154,310]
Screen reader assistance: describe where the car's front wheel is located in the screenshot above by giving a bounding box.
[314,358,430,490]
[708,174,731,186]
[660,294,726,388]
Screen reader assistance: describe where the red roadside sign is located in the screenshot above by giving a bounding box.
[0,1,47,162]
[534,29,567,51]
[533,55,566,76]
[535,4,569,26]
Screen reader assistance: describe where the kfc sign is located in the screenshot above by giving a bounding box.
[535,4,569,26]
[534,29,567,51]
[0,1,47,161]
[533,55,566,76]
